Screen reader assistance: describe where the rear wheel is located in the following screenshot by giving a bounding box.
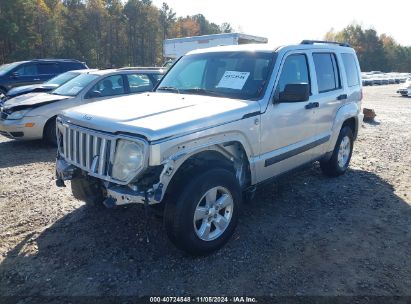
[164,167,241,256]
[320,126,354,177]
[44,117,57,146]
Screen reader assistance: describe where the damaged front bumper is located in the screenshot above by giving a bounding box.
[0,115,45,140]
[55,157,165,207]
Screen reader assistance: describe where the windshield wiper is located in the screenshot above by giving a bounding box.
[181,88,223,97]
[157,86,180,94]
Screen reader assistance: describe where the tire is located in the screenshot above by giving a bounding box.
[320,126,354,177]
[71,177,104,207]
[164,167,242,256]
[44,117,57,146]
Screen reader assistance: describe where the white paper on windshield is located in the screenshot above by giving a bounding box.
[68,86,83,95]
[216,71,250,90]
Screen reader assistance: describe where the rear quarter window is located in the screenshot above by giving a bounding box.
[60,62,87,72]
[341,53,360,87]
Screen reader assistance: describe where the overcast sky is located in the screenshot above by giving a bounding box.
[152,0,411,46]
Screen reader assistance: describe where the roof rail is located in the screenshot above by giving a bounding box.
[300,40,352,48]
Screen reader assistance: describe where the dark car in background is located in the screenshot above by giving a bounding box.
[0,59,88,97]
[1,69,96,103]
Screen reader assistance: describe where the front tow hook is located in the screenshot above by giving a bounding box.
[55,178,66,188]
[103,197,117,208]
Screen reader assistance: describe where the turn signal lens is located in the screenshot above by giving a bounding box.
[25,123,35,128]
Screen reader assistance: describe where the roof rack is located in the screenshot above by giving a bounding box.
[117,66,164,71]
[300,40,352,48]
[31,58,83,62]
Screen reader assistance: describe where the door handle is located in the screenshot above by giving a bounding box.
[337,94,348,100]
[34,78,40,81]
[305,102,319,109]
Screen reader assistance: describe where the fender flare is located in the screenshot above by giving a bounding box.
[325,102,361,153]
[151,133,255,202]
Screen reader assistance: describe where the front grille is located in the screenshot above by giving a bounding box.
[58,122,117,181]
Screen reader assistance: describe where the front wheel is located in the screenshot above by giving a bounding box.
[320,126,354,177]
[164,168,242,256]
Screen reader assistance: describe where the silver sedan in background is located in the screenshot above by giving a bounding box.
[0,67,165,145]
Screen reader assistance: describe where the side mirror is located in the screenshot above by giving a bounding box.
[86,90,102,99]
[276,83,310,103]
[11,72,19,78]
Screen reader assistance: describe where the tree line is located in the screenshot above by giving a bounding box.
[0,0,232,68]
[1,2,410,72]
[325,24,411,72]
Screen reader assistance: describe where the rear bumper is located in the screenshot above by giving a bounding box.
[358,112,364,123]
[356,112,364,139]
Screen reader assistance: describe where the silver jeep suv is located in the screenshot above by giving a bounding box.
[56,40,364,255]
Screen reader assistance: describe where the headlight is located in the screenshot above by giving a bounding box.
[112,139,145,182]
[6,109,31,120]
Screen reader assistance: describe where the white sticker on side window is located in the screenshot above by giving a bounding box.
[216,71,250,90]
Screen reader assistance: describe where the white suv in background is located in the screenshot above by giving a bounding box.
[56,40,363,255]
[397,78,411,97]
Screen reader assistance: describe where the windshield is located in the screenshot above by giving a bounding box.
[46,71,80,86]
[52,74,99,96]
[156,52,275,100]
[0,62,21,76]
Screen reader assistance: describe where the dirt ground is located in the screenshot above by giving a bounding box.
[0,85,410,298]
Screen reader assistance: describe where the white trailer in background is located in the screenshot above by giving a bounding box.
[163,33,268,59]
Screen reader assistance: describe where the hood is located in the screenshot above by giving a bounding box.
[4,92,71,111]
[7,84,59,98]
[61,92,260,141]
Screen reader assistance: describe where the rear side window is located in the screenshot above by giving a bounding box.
[127,74,153,93]
[341,53,360,87]
[313,53,341,93]
[38,63,59,75]
[15,64,38,76]
[277,54,310,93]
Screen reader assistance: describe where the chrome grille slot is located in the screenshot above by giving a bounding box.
[57,122,117,181]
